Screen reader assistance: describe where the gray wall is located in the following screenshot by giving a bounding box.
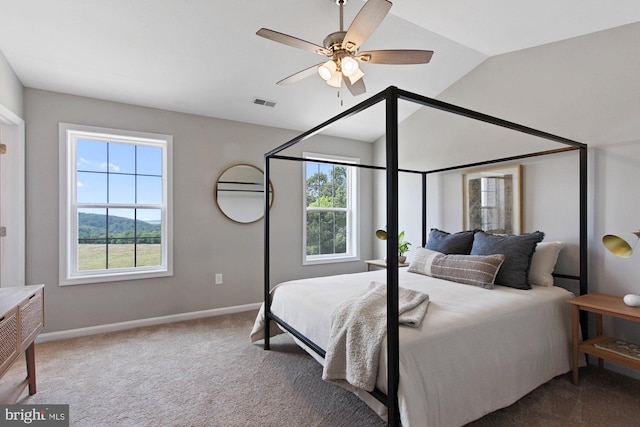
[374,22,640,378]
[0,50,23,118]
[25,89,374,332]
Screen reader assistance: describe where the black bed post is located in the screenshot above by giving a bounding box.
[422,172,427,247]
[264,154,271,350]
[385,86,401,427]
[579,146,589,338]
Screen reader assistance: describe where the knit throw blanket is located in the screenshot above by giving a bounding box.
[322,281,429,392]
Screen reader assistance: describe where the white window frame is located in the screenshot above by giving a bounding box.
[302,152,359,265]
[59,123,173,285]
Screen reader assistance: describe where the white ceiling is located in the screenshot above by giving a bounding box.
[1,0,639,141]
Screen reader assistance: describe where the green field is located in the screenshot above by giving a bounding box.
[78,244,161,270]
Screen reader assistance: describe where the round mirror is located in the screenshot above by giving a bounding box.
[215,164,274,224]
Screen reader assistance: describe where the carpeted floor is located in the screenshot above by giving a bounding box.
[4,310,640,426]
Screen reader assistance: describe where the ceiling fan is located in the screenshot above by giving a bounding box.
[256,0,434,96]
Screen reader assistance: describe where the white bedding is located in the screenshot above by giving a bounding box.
[251,268,575,427]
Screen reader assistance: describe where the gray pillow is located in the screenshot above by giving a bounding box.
[408,248,505,289]
[470,231,545,289]
[425,229,477,255]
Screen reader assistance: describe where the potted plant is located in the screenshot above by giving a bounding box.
[398,231,411,263]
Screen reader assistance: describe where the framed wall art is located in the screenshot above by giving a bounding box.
[463,165,522,234]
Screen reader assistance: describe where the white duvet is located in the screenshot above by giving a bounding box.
[251,268,575,427]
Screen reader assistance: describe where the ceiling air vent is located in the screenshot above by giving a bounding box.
[253,97,277,108]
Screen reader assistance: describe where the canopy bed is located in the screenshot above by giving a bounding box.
[255,86,588,426]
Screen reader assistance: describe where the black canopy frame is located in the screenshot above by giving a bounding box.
[262,86,588,427]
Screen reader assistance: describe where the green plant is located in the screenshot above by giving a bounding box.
[398,231,411,256]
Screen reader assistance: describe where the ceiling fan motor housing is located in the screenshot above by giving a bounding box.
[323,31,348,52]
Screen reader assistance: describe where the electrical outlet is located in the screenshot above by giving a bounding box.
[215,274,223,285]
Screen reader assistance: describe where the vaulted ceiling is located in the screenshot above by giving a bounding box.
[1,0,639,141]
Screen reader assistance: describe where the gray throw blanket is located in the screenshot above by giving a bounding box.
[322,281,429,392]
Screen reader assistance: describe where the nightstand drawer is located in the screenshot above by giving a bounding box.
[0,308,19,373]
[19,288,44,347]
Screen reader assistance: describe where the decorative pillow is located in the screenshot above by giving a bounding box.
[425,229,478,255]
[528,241,565,287]
[470,231,545,290]
[408,248,505,289]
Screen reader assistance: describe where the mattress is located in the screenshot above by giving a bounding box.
[251,268,575,427]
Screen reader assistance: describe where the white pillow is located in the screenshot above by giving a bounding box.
[528,241,564,287]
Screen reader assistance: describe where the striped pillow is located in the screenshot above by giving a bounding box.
[408,248,505,289]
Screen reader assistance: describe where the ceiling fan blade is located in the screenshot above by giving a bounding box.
[276,63,324,85]
[357,49,434,64]
[257,28,330,56]
[345,76,366,96]
[342,0,392,52]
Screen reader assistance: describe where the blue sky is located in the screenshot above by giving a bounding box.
[76,140,162,222]
[305,161,334,180]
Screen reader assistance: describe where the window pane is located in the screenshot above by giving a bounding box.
[335,211,347,253]
[332,166,348,208]
[319,211,335,255]
[77,171,107,203]
[304,210,349,256]
[107,209,135,268]
[136,208,162,267]
[78,208,107,271]
[306,163,333,208]
[319,163,333,178]
[108,142,136,174]
[77,139,107,172]
[108,174,136,204]
[137,176,163,204]
[136,208,161,224]
[306,211,320,256]
[137,145,163,176]
[306,162,322,208]
[108,209,135,243]
[107,243,135,269]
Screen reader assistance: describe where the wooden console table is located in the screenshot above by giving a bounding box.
[0,284,44,403]
[568,292,640,385]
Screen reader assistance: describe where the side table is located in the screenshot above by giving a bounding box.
[0,284,44,403]
[365,259,409,271]
[567,292,640,385]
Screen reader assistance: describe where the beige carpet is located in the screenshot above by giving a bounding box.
[4,310,640,426]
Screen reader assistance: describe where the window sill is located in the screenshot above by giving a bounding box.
[59,268,172,286]
[303,255,359,266]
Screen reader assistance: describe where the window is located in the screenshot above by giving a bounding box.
[59,123,173,285]
[479,176,510,233]
[303,153,358,264]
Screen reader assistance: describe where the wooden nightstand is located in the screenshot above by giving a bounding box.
[567,293,640,385]
[364,259,409,271]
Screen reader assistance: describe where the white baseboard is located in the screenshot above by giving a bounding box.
[37,302,261,343]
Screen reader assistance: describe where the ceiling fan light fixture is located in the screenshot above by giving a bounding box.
[347,67,364,84]
[258,0,432,96]
[326,70,342,88]
[318,60,337,81]
[340,56,359,77]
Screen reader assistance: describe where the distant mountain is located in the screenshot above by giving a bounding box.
[79,212,161,243]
